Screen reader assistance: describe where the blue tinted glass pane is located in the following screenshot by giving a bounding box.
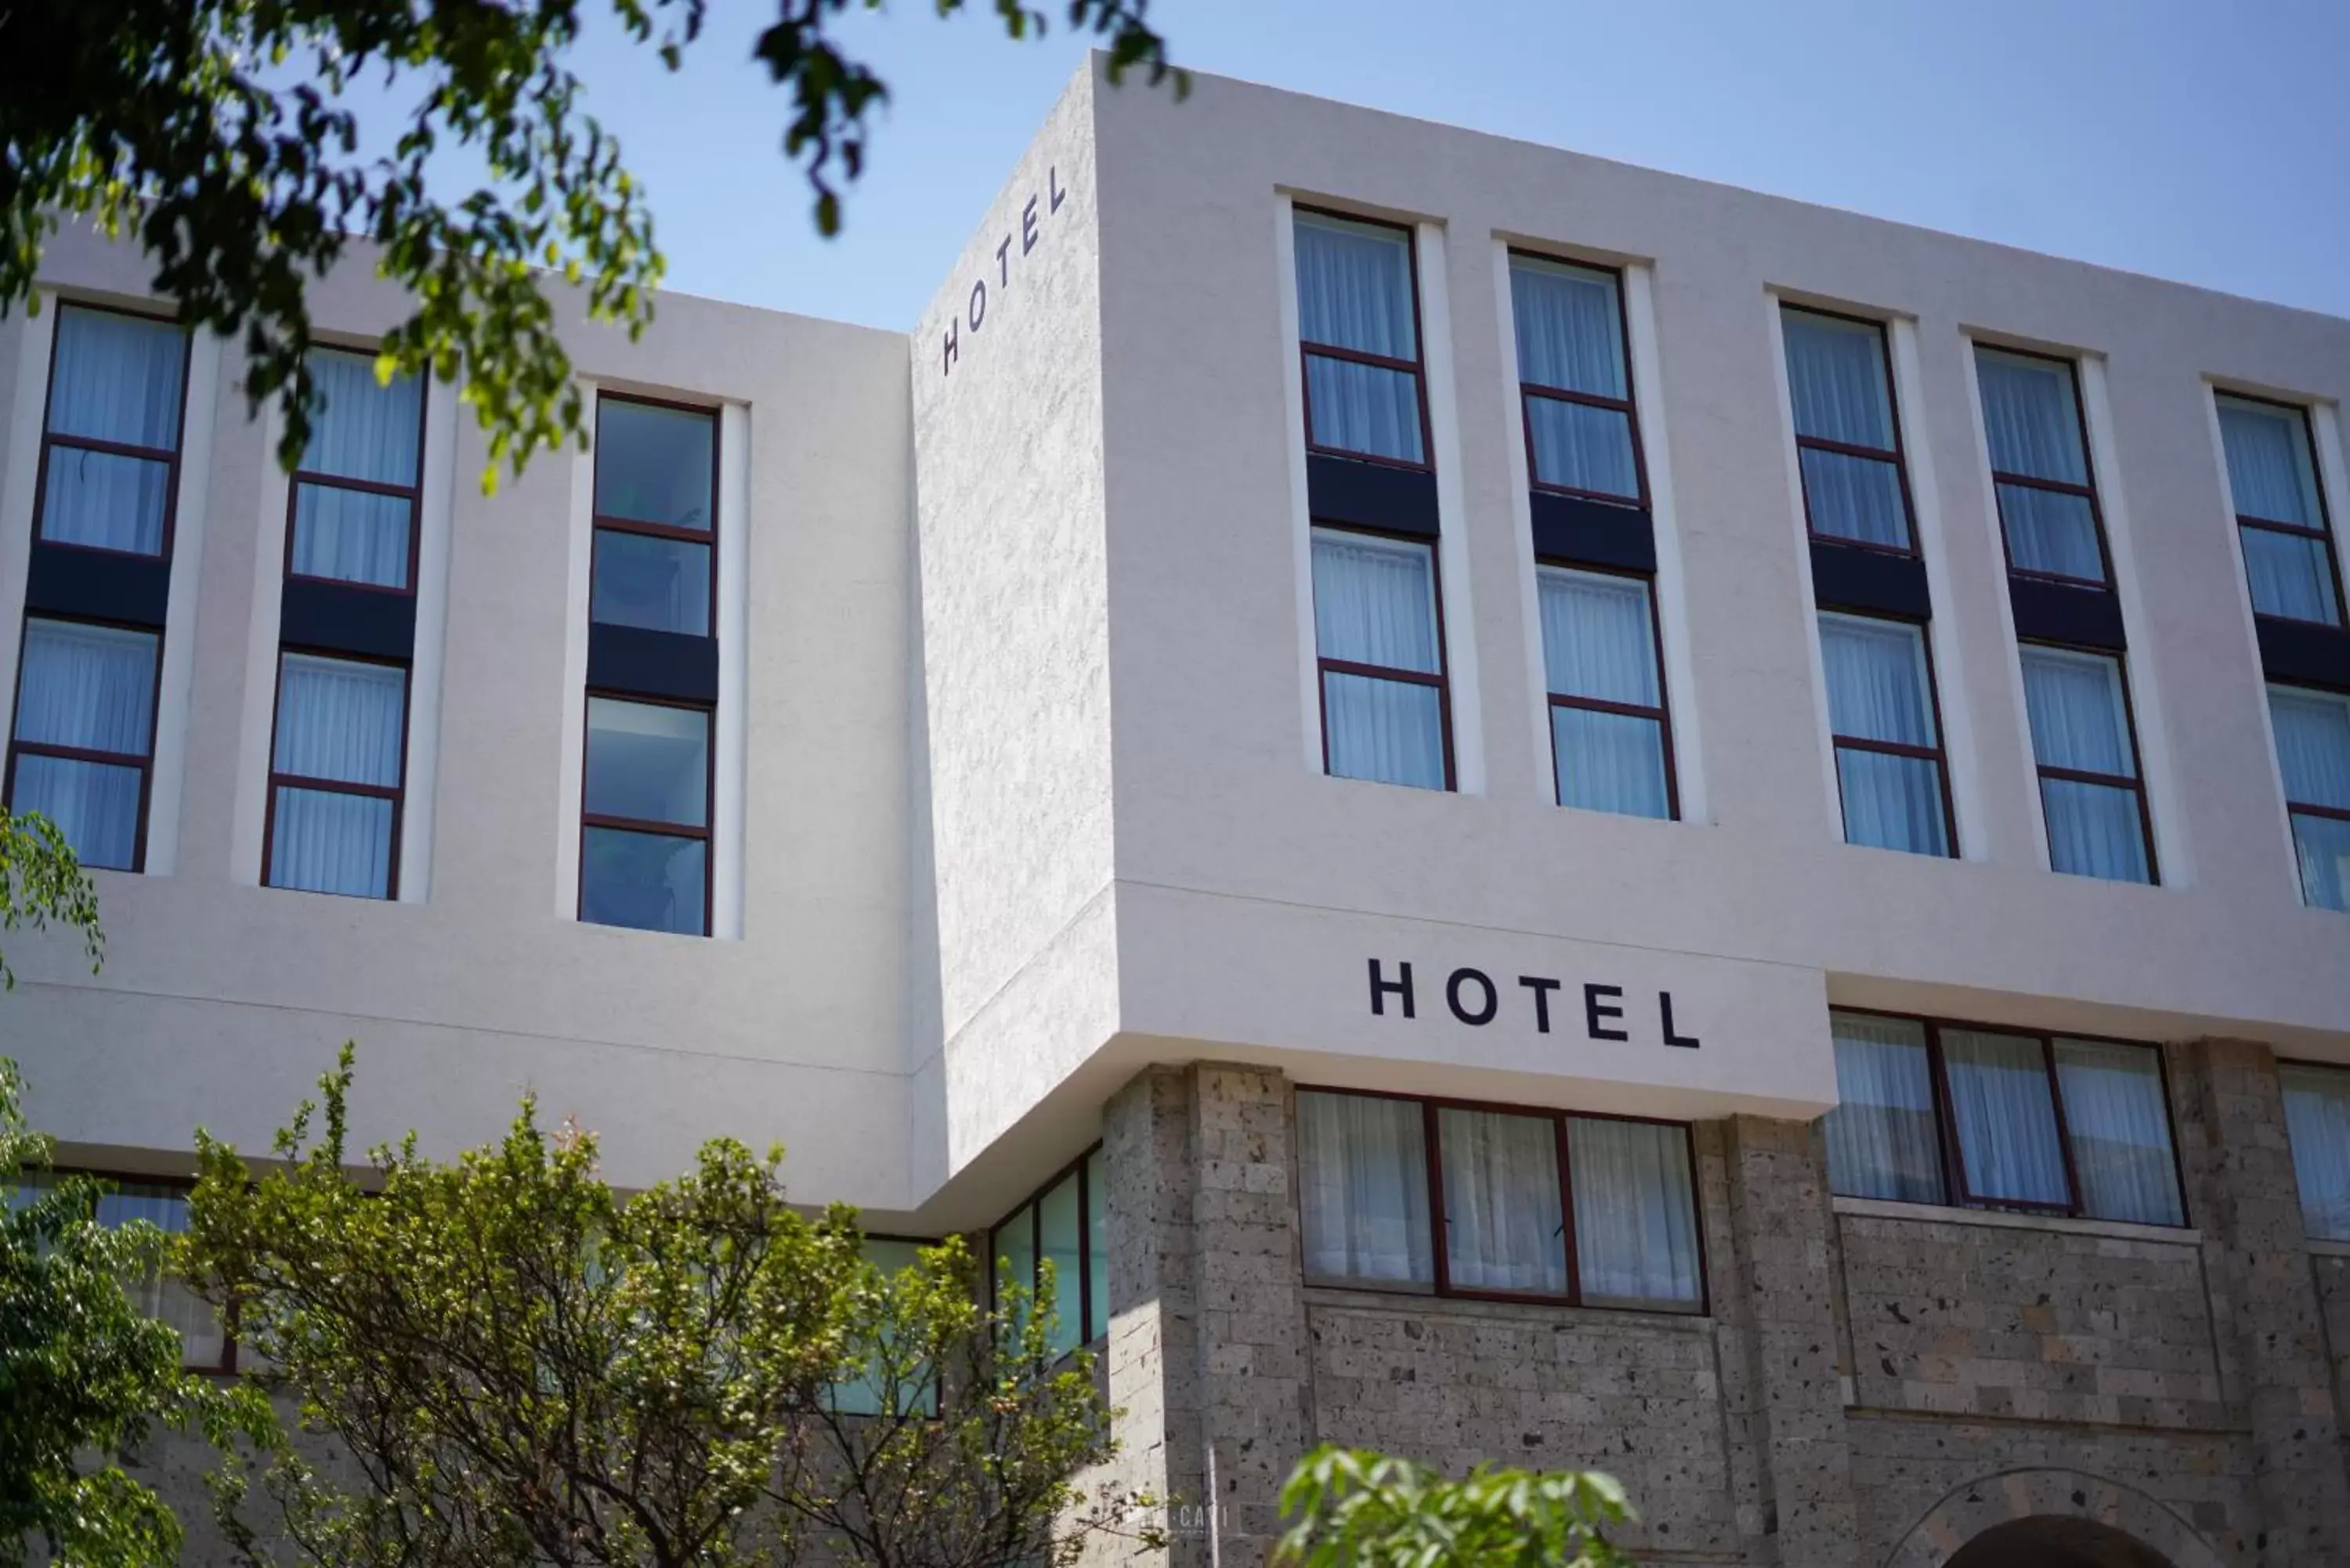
[1322,672,1444,789]
[1312,533,1438,673]
[595,401,714,531]
[594,530,711,636]
[2019,649,2133,777]
[1976,350,2088,484]
[1818,615,1936,747]
[2290,812,2350,913]
[1305,355,1423,464]
[1799,448,1911,548]
[1782,310,1895,449]
[1037,1173,1083,1357]
[291,483,412,587]
[303,349,422,485]
[2269,688,2350,810]
[1526,397,1637,498]
[1537,569,1657,706]
[2052,1039,2182,1227]
[39,446,170,554]
[10,754,141,870]
[1998,484,2105,581]
[584,699,708,826]
[269,786,393,898]
[2216,397,2323,526]
[275,655,405,787]
[15,620,157,755]
[1553,707,1668,818]
[1294,213,1416,359]
[580,827,706,934]
[1836,748,1950,856]
[1822,1013,1944,1204]
[992,1205,1036,1317]
[2280,1065,2350,1240]
[2040,778,2150,883]
[2240,526,2341,625]
[1941,1029,2069,1205]
[48,307,186,450]
[1510,258,1625,398]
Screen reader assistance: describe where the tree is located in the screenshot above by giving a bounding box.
[0,0,1182,482]
[0,810,102,992]
[1274,1445,1636,1568]
[182,1046,1141,1568]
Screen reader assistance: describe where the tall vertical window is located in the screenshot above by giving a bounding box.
[1817,612,1953,856]
[2216,394,2341,627]
[1297,1089,1702,1313]
[2018,645,2153,883]
[1311,529,1450,790]
[1537,567,1672,818]
[989,1147,1107,1360]
[36,305,190,557]
[2268,685,2350,912]
[1511,257,1641,504]
[1781,308,1914,551]
[1975,347,2110,586]
[583,395,718,934]
[5,619,158,870]
[287,348,425,588]
[1293,211,1427,468]
[265,654,407,897]
[1822,1010,2184,1226]
[2280,1063,2350,1241]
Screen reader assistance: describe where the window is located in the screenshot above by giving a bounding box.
[287,348,425,589]
[989,1147,1107,1359]
[580,696,710,936]
[2017,645,2154,883]
[5,618,159,870]
[2269,685,2350,912]
[2280,1063,2350,1241]
[1974,347,2110,586]
[2216,394,2341,627]
[1297,1089,1702,1313]
[1537,567,1673,817]
[1310,528,1451,789]
[828,1236,940,1416]
[1293,211,1427,468]
[1822,1010,2184,1226]
[1510,256,1641,504]
[3,1173,230,1370]
[591,398,716,636]
[36,304,190,557]
[1781,308,1914,551]
[1817,612,1953,856]
[264,653,407,898]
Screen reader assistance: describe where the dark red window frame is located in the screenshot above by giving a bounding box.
[1509,250,1648,508]
[1293,205,1435,474]
[31,300,193,563]
[1976,344,2117,590]
[986,1143,1107,1351]
[577,687,718,938]
[2218,390,2345,630]
[589,392,722,637]
[1781,304,1919,558]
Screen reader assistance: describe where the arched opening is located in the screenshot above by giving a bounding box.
[1945,1516,2178,1568]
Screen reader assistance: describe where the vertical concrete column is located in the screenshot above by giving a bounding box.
[1096,1063,1312,1567]
[2171,1038,2350,1566]
[1719,1115,1862,1568]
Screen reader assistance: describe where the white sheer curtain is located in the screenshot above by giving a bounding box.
[1817,613,1947,855]
[1976,349,2105,580]
[2019,647,2149,882]
[9,618,157,869]
[1940,1029,2069,1206]
[1567,1118,1701,1309]
[2280,1064,2350,1242]
[1295,212,1423,463]
[41,306,186,555]
[1524,399,1639,500]
[2218,397,2324,525]
[269,654,405,897]
[2271,685,2350,911]
[1782,309,1911,547]
[1297,1091,1433,1285]
[1822,1013,1945,1203]
[291,349,423,587]
[1312,530,1445,789]
[2239,526,2341,625]
[1538,568,1667,818]
[2052,1039,2182,1225]
[1511,258,1624,396]
[1437,1107,1567,1294]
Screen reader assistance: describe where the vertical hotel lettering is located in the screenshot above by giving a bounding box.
[941,164,1067,378]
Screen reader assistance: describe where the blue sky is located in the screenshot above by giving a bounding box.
[530,0,2350,331]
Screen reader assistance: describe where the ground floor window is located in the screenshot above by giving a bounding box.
[1296,1088,1702,1313]
[3,1172,229,1370]
[1822,1010,2184,1226]
[988,1147,1106,1358]
[2280,1061,2350,1241]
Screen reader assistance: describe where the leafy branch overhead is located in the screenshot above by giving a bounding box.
[0,0,1180,485]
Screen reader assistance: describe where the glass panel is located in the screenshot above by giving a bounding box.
[1509,257,1625,397]
[593,530,712,636]
[1321,673,1444,790]
[2038,778,2150,883]
[291,484,413,588]
[1304,355,1423,464]
[1538,568,1657,706]
[1819,614,1937,747]
[1525,397,1636,497]
[830,1237,933,1416]
[2053,1039,2182,1226]
[39,446,171,554]
[1823,1013,1944,1203]
[15,620,158,757]
[992,1203,1037,1317]
[1997,483,2106,581]
[1799,447,1911,548]
[1313,532,1439,674]
[4,1176,223,1367]
[2217,396,2323,527]
[2280,1064,2350,1242]
[2240,526,2341,625]
[9,754,142,870]
[1941,1029,2070,1206]
[1084,1147,1108,1342]
[1782,309,1896,449]
[47,307,186,450]
[1293,212,1417,359]
[1835,748,1949,857]
[2019,647,2135,777]
[2290,813,2350,914]
[302,348,421,486]
[275,654,404,787]
[269,787,394,898]
[1296,1091,1432,1286]
[1567,1118,1701,1310]
[1552,708,1669,819]
[1976,349,2088,484]
[1437,1107,1567,1295]
[594,401,714,531]
[580,827,707,935]
[584,699,708,826]
[1037,1172,1083,1357]
[2270,686,2350,810]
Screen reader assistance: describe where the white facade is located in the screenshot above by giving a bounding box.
[2,60,2345,1238]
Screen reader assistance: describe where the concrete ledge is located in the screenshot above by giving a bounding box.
[2307,1236,2350,1259]
[1303,1283,1715,1332]
[1831,1194,2201,1247]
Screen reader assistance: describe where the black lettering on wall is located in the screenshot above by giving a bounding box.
[1446,968,1497,1026]
[1022,196,1041,255]
[996,237,1012,287]
[967,280,988,331]
[1518,976,1560,1034]
[1661,992,1701,1049]
[1050,163,1067,211]
[1584,984,1628,1042]
[1368,959,1415,1019]
[942,316,959,378]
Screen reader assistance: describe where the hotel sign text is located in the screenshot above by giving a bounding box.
[939,163,1068,379]
[1366,959,1700,1049]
